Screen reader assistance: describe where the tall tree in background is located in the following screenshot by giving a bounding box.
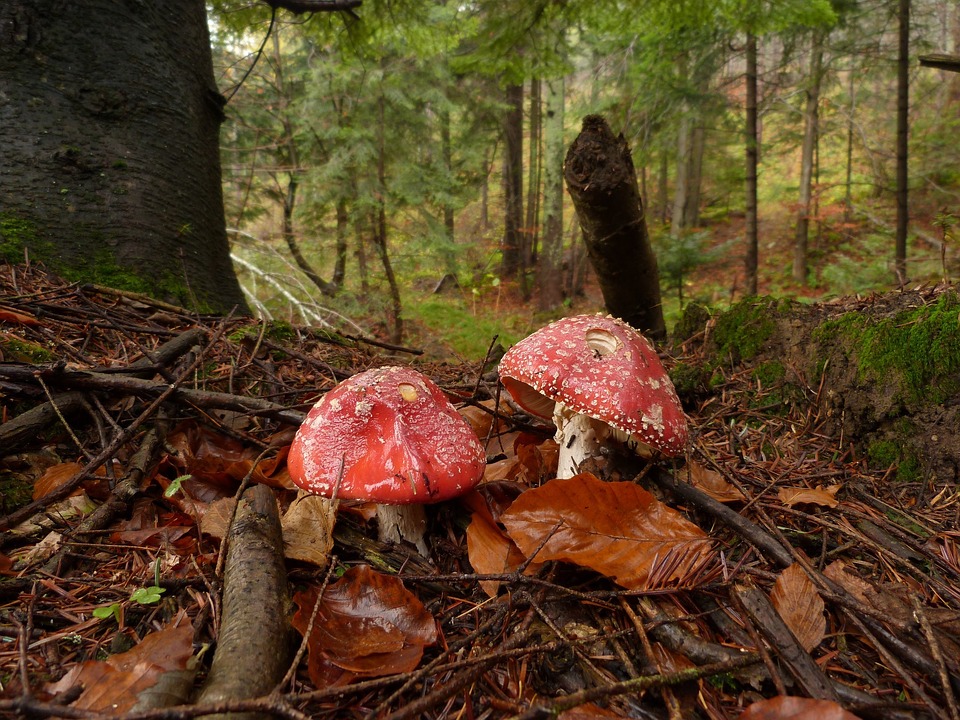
[0,0,253,313]
[793,29,826,285]
[895,0,910,285]
[538,75,566,311]
[744,31,760,296]
[500,83,525,280]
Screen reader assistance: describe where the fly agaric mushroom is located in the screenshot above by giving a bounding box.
[287,365,486,555]
[498,314,687,478]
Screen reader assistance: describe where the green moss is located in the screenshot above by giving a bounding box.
[1,337,55,363]
[857,293,960,404]
[0,212,51,263]
[669,361,709,399]
[673,302,711,344]
[0,472,34,514]
[230,321,300,346]
[867,440,921,483]
[752,361,786,387]
[712,297,781,362]
[812,312,868,347]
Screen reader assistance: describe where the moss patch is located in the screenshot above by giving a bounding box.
[867,439,921,483]
[712,297,784,362]
[1,337,56,363]
[819,292,960,405]
[0,212,53,263]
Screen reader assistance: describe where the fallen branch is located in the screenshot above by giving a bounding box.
[197,483,291,719]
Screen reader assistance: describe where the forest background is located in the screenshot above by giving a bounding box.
[215,0,960,360]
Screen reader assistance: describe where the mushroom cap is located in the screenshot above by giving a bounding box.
[287,366,487,503]
[498,314,687,457]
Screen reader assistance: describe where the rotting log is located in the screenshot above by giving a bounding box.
[563,115,667,340]
[197,483,291,720]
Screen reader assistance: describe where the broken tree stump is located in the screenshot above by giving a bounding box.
[564,115,667,341]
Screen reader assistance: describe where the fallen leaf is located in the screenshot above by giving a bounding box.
[281,492,336,568]
[465,498,529,597]
[292,565,437,687]
[0,307,40,325]
[46,619,194,712]
[778,485,841,508]
[770,563,825,652]
[686,461,745,503]
[739,696,862,719]
[501,474,715,589]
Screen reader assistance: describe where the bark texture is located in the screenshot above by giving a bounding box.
[0,1,248,314]
[563,115,666,340]
[197,483,291,719]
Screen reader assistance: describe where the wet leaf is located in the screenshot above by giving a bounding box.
[465,496,528,597]
[46,619,194,712]
[686,461,745,503]
[501,474,715,589]
[0,306,41,325]
[778,484,841,508]
[740,696,862,719]
[292,565,437,687]
[770,563,825,652]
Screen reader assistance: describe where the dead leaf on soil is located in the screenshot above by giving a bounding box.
[281,491,336,568]
[778,484,841,508]
[464,494,531,597]
[46,618,194,713]
[292,565,437,687]
[501,474,716,590]
[739,695,862,719]
[770,563,825,652]
[686,461,745,503]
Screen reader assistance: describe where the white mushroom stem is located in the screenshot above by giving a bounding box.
[377,503,429,556]
[553,403,605,479]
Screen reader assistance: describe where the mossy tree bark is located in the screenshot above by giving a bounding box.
[563,115,666,341]
[0,0,248,314]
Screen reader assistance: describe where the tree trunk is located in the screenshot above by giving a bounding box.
[523,76,542,300]
[376,89,402,344]
[537,76,565,312]
[564,115,666,341]
[500,83,524,279]
[844,62,856,222]
[671,54,692,238]
[657,150,670,224]
[744,33,760,296]
[686,123,705,228]
[895,0,910,286]
[793,32,825,286]
[333,198,348,288]
[0,0,247,314]
[439,106,458,276]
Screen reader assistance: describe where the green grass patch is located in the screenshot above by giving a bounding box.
[407,296,527,360]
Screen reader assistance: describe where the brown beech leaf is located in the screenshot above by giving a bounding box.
[740,696,862,719]
[770,563,825,652]
[501,474,715,590]
[0,307,41,325]
[778,484,841,508]
[686,461,745,503]
[46,619,194,712]
[292,565,437,688]
[465,496,530,597]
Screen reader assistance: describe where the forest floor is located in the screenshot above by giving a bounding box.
[1,258,959,720]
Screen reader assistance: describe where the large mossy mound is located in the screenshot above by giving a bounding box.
[673,287,960,484]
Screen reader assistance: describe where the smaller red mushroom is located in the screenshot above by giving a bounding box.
[287,365,487,554]
[498,314,687,478]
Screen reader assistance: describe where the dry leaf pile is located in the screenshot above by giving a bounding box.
[2,262,959,720]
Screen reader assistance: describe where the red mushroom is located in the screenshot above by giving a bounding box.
[287,365,487,554]
[498,314,687,478]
